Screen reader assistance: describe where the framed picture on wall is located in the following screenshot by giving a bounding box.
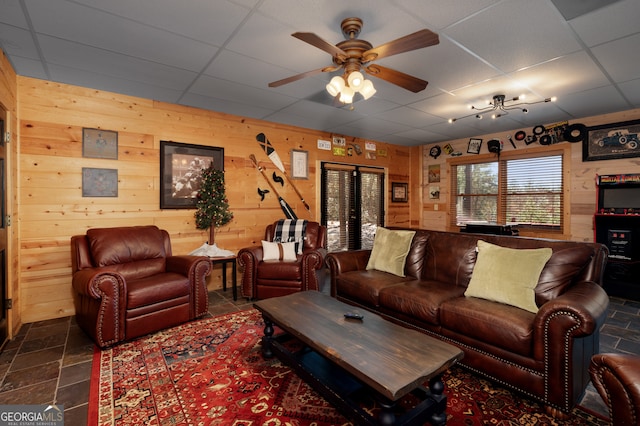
[583,119,640,161]
[391,182,408,203]
[82,168,118,197]
[291,149,309,179]
[82,128,118,159]
[160,141,224,209]
[467,138,482,154]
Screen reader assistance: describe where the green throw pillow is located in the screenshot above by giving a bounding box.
[464,240,552,313]
[366,227,416,277]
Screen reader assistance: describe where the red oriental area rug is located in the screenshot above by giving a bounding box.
[88,309,607,425]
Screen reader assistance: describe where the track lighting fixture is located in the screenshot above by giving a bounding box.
[448,94,556,123]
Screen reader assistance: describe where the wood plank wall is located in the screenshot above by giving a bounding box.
[16,77,415,324]
[421,108,640,241]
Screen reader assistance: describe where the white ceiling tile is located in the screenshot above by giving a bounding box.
[617,78,640,107]
[71,0,252,44]
[568,0,640,46]
[591,33,640,83]
[553,85,631,119]
[38,36,199,90]
[444,0,582,73]
[25,1,219,71]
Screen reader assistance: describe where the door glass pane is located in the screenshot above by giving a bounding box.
[360,171,384,249]
[324,169,352,252]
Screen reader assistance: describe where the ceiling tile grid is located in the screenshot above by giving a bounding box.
[0,0,638,145]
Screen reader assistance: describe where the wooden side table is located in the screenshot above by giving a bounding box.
[210,256,237,300]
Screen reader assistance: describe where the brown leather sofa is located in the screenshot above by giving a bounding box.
[590,353,640,425]
[238,220,327,299]
[71,225,212,348]
[326,228,609,418]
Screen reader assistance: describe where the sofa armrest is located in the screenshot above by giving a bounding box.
[532,281,609,411]
[166,255,212,318]
[300,247,328,291]
[590,353,640,425]
[72,268,127,347]
[534,281,609,344]
[238,246,263,299]
[325,250,372,297]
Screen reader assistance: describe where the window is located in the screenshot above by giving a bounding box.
[321,163,385,251]
[450,149,565,232]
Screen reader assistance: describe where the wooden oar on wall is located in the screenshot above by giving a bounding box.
[256,133,310,212]
[249,154,297,220]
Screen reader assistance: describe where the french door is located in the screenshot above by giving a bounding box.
[320,163,385,252]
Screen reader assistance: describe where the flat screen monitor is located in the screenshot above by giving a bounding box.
[601,187,640,209]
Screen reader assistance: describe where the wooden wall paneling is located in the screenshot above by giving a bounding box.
[16,76,412,323]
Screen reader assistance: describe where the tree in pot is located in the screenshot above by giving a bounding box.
[194,165,233,246]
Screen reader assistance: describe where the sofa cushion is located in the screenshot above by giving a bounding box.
[535,245,593,305]
[257,260,301,281]
[262,240,297,261]
[126,272,190,310]
[440,296,535,357]
[464,240,552,313]
[88,225,166,267]
[366,227,416,277]
[379,281,466,325]
[336,270,412,307]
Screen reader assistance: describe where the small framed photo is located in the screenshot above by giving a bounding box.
[83,128,118,159]
[391,182,408,203]
[291,149,309,179]
[160,141,224,209]
[467,138,482,154]
[583,119,640,161]
[82,168,118,197]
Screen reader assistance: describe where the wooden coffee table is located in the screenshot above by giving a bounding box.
[253,291,463,426]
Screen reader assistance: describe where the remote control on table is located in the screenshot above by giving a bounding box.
[344,312,364,320]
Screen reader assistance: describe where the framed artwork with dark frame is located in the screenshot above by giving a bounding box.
[82,168,118,197]
[583,119,640,161]
[160,141,224,209]
[467,138,482,154]
[391,182,408,203]
[82,128,118,159]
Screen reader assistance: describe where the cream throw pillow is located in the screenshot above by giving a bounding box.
[261,241,297,261]
[464,240,552,313]
[366,227,416,277]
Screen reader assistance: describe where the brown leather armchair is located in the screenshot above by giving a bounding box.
[71,225,211,348]
[238,220,327,300]
[589,353,640,425]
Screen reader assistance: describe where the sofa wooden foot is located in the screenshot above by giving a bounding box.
[544,405,571,420]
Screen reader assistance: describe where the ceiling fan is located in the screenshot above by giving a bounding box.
[268,17,439,95]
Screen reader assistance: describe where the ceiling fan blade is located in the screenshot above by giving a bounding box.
[268,67,326,88]
[292,32,348,60]
[364,64,428,93]
[362,29,439,62]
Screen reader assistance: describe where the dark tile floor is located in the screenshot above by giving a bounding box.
[0,289,638,424]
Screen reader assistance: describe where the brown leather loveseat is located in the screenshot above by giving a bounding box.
[326,228,609,418]
[71,225,212,348]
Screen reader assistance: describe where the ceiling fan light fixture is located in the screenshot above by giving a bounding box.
[326,76,345,97]
[339,86,355,103]
[359,79,376,100]
[347,71,365,90]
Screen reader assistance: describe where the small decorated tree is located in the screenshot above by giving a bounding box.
[195,165,233,243]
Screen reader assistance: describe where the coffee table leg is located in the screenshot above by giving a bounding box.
[378,400,397,426]
[261,316,274,358]
[428,375,447,426]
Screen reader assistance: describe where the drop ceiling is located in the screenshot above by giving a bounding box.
[1,0,639,146]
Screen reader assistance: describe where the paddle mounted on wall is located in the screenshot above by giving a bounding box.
[268,17,439,94]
